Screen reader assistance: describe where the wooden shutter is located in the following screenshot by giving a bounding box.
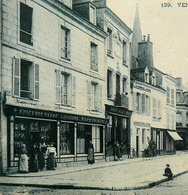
[142,94,145,114]
[98,85,102,112]
[55,70,61,104]
[61,28,65,58]
[87,81,91,110]
[13,58,20,97]
[67,30,71,59]
[34,64,39,100]
[148,96,151,116]
[72,76,76,107]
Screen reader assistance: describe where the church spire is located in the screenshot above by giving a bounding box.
[131,4,142,69]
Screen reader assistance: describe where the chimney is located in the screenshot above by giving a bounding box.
[137,34,153,70]
[143,35,146,41]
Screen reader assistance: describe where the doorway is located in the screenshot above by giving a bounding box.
[136,136,139,157]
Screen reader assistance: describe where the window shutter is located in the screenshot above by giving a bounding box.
[67,75,72,106]
[67,31,71,60]
[142,94,145,114]
[148,97,151,116]
[13,58,20,97]
[133,92,137,112]
[61,28,65,58]
[87,81,91,110]
[72,76,76,107]
[55,70,61,104]
[34,64,39,100]
[98,85,102,112]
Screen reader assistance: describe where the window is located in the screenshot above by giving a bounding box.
[60,123,74,155]
[77,124,103,154]
[89,6,96,25]
[136,93,141,113]
[107,70,113,98]
[87,81,102,112]
[171,89,175,106]
[61,27,70,59]
[142,94,146,114]
[13,58,39,99]
[122,77,127,94]
[152,98,157,119]
[176,92,181,103]
[116,74,120,94]
[146,95,150,116]
[123,41,127,64]
[145,73,149,83]
[151,76,156,85]
[167,87,170,104]
[107,28,112,55]
[171,113,175,130]
[142,129,145,144]
[90,42,98,71]
[166,112,170,129]
[157,100,162,120]
[92,126,102,153]
[20,2,33,45]
[55,70,76,106]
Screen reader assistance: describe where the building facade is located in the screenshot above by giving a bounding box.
[176,77,188,150]
[0,0,109,174]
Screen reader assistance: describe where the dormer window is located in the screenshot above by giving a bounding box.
[89,5,96,25]
[151,76,156,85]
[145,73,149,83]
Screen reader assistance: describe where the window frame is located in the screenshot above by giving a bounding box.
[90,42,98,72]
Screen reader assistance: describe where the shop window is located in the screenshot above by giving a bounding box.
[142,129,145,144]
[55,70,76,107]
[90,42,98,71]
[123,41,127,64]
[77,124,103,154]
[87,81,102,112]
[107,70,113,98]
[13,58,39,100]
[60,123,74,155]
[14,119,56,158]
[107,28,112,55]
[61,27,70,60]
[92,126,102,153]
[20,2,33,45]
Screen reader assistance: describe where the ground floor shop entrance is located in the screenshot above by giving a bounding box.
[5,105,107,172]
[105,105,132,161]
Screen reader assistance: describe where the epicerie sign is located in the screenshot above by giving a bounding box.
[134,121,151,128]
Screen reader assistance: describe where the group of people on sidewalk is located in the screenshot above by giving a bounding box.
[19,142,57,173]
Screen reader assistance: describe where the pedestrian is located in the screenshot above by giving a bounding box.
[19,143,28,173]
[38,143,45,171]
[46,142,57,170]
[88,141,95,164]
[163,164,173,180]
[29,143,39,172]
[116,141,122,160]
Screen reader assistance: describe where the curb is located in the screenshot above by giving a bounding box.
[1,170,188,191]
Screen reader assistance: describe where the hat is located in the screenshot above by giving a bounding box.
[166,164,170,167]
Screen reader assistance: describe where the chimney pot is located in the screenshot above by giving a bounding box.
[143,35,146,41]
[147,34,150,41]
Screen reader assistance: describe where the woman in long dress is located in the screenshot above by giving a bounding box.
[38,143,46,171]
[29,144,39,172]
[19,144,28,173]
[46,143,57,170]
[88,141,95,164]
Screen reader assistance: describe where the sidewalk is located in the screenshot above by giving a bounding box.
[0,151,188,191]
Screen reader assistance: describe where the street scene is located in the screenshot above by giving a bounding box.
[0,0,188,194]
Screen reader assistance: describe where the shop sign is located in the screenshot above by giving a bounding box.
[134,121,151,128]
[106,105,132,117]
[134,84,151,93]
[8,106,107,125]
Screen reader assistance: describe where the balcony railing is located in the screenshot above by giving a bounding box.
[114,93,129,109]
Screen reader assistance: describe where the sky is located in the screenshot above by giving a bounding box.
[107,0,188,86]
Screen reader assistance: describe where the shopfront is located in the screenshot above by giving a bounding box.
[105,105,132,161]
[5,105,106,170]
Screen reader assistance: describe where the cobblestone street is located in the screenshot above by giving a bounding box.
[1,172,188,195]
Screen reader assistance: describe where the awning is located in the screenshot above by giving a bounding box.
[167,131,183,141]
